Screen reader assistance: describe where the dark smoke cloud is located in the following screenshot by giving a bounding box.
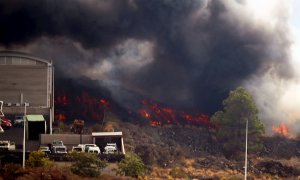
[0,0,293,114]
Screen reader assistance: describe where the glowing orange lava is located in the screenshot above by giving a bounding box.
[138,100,215,128]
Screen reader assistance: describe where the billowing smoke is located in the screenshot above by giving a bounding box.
[0,0,299,134]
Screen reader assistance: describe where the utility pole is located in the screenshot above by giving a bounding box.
[50,64,54,135]
[244,119,248,180]
[22,101,27,169]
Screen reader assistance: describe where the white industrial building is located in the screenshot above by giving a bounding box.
[0,51,54,135]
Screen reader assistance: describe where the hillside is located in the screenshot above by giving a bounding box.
[56,112,300,179]
[117,122,300,179]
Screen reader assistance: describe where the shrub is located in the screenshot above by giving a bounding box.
[69,152,107,178]
[135,144,158,165]
[26,151,52,168]
[117,152,145,177]
[0,163,27,180]
[169,165,188,179]
[18,166,72,180]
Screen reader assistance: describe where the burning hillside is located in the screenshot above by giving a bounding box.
[1,0,300,133]
[138,100,215,128]
[54,78,215,128]
[54,78,124,124]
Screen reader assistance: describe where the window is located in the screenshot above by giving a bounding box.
[0,57,5,64]
[12,57,21,65]
[5,56,12,64]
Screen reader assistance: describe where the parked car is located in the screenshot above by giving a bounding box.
[13,116,24,127]
[0,140,15,151]
[1,117,12,130]
[73,144,101,154]
[52,146,67,155]
[104,143,118,154]
[87,146,101,154]
[39,146,51,156]
[83,144,99,152]
[71,146,84,152]
[51,140,67,155]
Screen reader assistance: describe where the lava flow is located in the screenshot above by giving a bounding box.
[54,88,214,128]
[138,100,215,128]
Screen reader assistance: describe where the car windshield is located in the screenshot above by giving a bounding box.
[86,144,96,147]
[53,141,63,146]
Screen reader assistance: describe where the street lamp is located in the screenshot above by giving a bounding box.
[22,102,27,169]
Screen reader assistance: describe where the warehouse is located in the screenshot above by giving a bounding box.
[0,51,54,135]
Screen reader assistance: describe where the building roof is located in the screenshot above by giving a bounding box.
[0,50,52,65]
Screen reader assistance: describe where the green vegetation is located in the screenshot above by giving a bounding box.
[211,87,265,156]
[26,150,53,168]
[117,152,146,177]
[169,165,188,179]
[69,152,107,178]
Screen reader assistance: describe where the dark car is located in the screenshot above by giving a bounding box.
[13,116,24,127]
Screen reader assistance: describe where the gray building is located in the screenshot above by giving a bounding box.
[0,51,54,134]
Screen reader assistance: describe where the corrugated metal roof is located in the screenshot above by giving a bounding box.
[0,51,52,65]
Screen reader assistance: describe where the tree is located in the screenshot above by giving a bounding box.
[26,151,52,168]
[70,119,84,134]
[211,87,264,156]
[117,152,146,177]
[69,152,107,178]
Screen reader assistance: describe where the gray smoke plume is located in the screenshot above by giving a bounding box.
[0,0,298,133]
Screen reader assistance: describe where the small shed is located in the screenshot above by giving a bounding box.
[26,115,46,140]
[92,132,125,154]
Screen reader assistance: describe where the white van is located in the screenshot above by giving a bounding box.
[88,146,101,154]
[104,143,118,154]
[73,144,101,154]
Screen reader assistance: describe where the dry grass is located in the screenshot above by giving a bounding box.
[279,157,300,168]
[145,156,300,180]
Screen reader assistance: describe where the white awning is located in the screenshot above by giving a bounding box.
[92,132,122,137]
[26,114,45,122]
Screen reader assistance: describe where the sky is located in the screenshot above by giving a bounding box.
[0,0,299,136]
[291,0,300,61]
